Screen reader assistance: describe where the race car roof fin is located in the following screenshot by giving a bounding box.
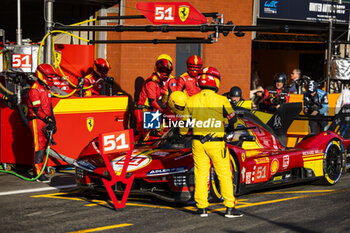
[266,103,302,147]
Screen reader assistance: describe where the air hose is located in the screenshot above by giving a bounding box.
[0,130,53,181]
[38,18,97,98]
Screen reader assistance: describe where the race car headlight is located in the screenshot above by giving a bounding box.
[173,175,187,187]
[187,167,195,187]
[76,167,84,179]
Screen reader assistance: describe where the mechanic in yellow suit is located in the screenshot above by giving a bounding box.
[179,67,243,218]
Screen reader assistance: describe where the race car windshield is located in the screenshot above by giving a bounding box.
[157,128,192,149]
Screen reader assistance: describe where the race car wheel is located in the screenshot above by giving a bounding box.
[209,154,239,203]
[1,163,13,171]
[46,166,55,175]
[323,140,343,185]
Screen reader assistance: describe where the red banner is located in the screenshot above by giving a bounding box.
[136,2,207,25]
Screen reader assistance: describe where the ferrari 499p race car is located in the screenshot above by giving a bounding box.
[75,103,349,203]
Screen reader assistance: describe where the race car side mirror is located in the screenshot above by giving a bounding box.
[239,135,256,142]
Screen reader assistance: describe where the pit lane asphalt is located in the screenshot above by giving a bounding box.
[1,170,350,233]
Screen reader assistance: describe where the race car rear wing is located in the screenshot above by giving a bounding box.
[266,102,302,147]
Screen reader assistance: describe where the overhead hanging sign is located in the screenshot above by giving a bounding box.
[136,2,207,25]
[259,0,350,24]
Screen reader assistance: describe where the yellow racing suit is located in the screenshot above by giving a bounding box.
[180,89,236,209]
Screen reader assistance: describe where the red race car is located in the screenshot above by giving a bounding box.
[75,103,349,203]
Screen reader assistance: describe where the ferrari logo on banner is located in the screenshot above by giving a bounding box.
[136,2,207,25]
[87,117,94,132]
[179,5,189,22]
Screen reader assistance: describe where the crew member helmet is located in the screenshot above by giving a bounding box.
[198,67,221,92]
[156,58,173,80]
[187,55,202,77]
[168,91,188,115]
[156,54,173,64]
[229,86,242,98]
[94,58,111,78]
[274,73,287,87]
[308,80,318,93]
[35,64,59,88]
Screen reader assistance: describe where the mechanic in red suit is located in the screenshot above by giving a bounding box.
[260,73,290,113]
[177,55,202,97]
[158,54,177,104]
[83,58,112,96]
[48,58,112,96]
[134,57,173,141]
[179,67,243,218]
[27,64,58,182]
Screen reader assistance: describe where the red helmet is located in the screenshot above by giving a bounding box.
[156,58,173,80]
[198,67,221,92]
[35,64,58,88]
[187,55,202,77]
[94,58,110,78]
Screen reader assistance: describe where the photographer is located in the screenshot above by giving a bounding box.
[260,73,290,113]
[224,86,244,107]
[288,68,301,94]
[303,80,328,134]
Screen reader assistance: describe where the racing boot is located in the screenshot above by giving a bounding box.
[34,150,50,183]
[197,208,208,217]
[225,207,243,218]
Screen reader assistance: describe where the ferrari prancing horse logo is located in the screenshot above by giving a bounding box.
[87,117,94,132]
[179,5,189,22]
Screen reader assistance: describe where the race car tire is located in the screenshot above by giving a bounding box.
[1,163,13,171]
[323,140,343,185]
[46,166,55,175]
[209,154,239,203]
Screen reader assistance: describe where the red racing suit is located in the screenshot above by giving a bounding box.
[177,72,201,97]
[27,81,55,175]
[134,73,165,141]
[83,72,104,96]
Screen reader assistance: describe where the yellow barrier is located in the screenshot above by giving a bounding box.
[328,93,340,116]
[286,93,340,147]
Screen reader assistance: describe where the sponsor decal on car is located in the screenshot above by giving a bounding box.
[254,157,269,164]
[246,171,251,184]
[241,166,246,182]
[283,155,289,169]
[241,153,246,162]
[147,166,187,176]
[271,158,279,175]
[254,164,269,183]
[273,175,282,181]
[302,150,323,156]
[111,154,151,172]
